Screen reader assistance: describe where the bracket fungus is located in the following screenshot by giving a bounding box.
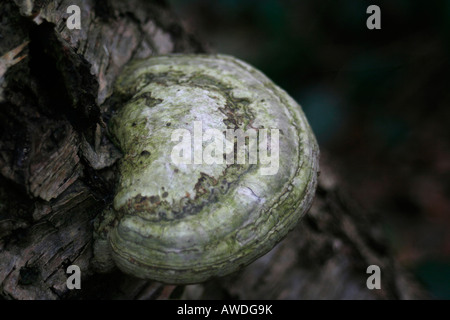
[93,54,319,284]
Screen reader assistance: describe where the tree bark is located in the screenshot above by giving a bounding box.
[0,0,427,299]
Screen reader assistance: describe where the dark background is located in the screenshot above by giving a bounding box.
[170,0,450,299]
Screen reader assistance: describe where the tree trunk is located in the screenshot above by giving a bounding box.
[0,0,427,299]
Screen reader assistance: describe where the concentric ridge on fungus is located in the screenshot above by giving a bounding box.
[94,54,319,284]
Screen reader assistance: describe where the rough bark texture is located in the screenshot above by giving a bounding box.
[0,0,427,299]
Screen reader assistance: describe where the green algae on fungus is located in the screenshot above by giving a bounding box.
[93,54,319,284]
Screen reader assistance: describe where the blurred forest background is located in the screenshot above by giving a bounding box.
[170,0,450,299]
